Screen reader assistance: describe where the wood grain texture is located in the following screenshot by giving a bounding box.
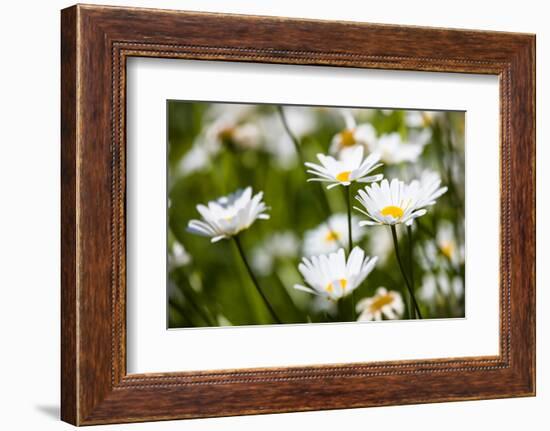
[60,4,536,425]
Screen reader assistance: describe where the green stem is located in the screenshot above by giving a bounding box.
[276,106,304,165]
[277,109,335,226]
[345,186,353,254]
[185,290,216,327]
[390,225,422,319]
[406,225,415,319]
[345,185,356,320]
[233,235,282,324]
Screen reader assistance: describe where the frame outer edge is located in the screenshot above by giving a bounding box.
[61,5,79,426]
[60,4,536,424]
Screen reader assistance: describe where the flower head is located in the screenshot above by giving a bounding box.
[366,132,425,164]
[329,110,377,155]
[204,104,260,151]
[436,221,464,266]
[305,146,383,189]
[419,271,464,305]
[303,213,365,257]
[294,247,378,301]
[354,179,427,226]
[405,110,441,128]
[354,176,446,227]
[356,287,404,321]
[187,187,269,242]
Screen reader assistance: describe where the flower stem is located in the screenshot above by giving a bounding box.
[345,185,356,320]
[233,235,282,324]
[276,106,304,165]
[345,186,353,254]
[390,225,422,319]
[406,225,415,319]
[277,106,335,225]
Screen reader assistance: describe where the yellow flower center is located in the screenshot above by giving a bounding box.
[339,129,356,147]
[336,171,352,182]
[326,278,347,293]
[380,205,404,219]
[422,113,432,127]
[324,230,341,243]
[369,293,394,313]
[440,241,454,259]
[218,127,235,143]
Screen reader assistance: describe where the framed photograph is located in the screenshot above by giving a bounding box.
[61,4,535,425]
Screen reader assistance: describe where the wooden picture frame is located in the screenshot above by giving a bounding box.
[61,4,535,425]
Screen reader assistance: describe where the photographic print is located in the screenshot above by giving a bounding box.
[167,101,465,328]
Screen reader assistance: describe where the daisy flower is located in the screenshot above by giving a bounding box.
[178,105,260,176]
[355,175,447,227]
[329,110,377,155]
[405,110,442,128]
[303,213,365,257]
[356,287,405,321]
[294,247,378,301]
[354,179,428,226]
[436,221,464,265]
[419,221,464,271]
[366,132,425,164]
[419,272,464,304]
[204,109,261,151]
[187,187,269,242]
[305,146,383,190]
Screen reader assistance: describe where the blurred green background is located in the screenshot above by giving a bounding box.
[167,101,465,328]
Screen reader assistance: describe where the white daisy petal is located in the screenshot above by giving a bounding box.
[294,247,377,301]
[304,148,383,189]
[356,287,404,321]
[187,187,270,241]
[354,174,445,227]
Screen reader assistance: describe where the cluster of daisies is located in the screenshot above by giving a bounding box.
[186,110,449,322]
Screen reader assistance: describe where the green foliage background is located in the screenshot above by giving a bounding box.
[167,102,465,328]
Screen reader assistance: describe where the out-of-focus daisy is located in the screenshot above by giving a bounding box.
[355,179,430,226]
[405,110,441,128]
[178,105,260,175]
[436,221,464,265]
[257,107,317,169]
[356,287,404,321]
[251,231,300,275]
[294,247,378,301]
[305,146,383,190]
[204,107,261,151]
[420,221,464,270]
[168,242,192,268]
[177,141,211,175]
[367,132,425,164]
[187,187,269,242]
[419,272,464,305]
[329,110,377,155]
[303,213,365,257]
